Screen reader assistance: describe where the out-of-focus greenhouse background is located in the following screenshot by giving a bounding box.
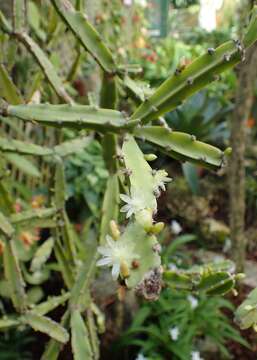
[0,0,256,359]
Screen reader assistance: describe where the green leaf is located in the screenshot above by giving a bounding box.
[163,271,192,290]
[235,287,257,330]
[22,313,69,343]
[197,271,235,295]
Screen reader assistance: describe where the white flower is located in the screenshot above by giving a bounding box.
[168,263,178,271]
[135,354,147,360]
[170,220,182,234]
[191,351,204,360]
[169,326,180,341]
[120,193,145,218]
[152,170,172,197]
[96,235,140,280]
[123,0,132,5]
[187,295,198,310]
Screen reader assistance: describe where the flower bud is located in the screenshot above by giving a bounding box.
[224,147,232,157]
[135,208,153,231]
[0,240,5,255]
[120,261,130,278]
[110,220,120,240]
[235,273,245,281]
[150,222,164,234]
[144,153,157,162]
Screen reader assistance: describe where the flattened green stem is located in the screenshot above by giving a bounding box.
[134,126,226,170]
[3,240,27,312]
[15,32,73,104]
[12,0,27,32]
[0,64,23,104]
[41,310,70,360]
[99,174,119,244]
[50,0,117,73]
[22,313,69,343]
[131,7,257,123]
[0,10,12,33]
[1,103,139,132]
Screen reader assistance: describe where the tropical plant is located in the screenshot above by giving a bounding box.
[118,289,247,360]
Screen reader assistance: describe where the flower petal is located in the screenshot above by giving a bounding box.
[97,246,111,255]
[120,194,131,203]
[111,262,120,280]
[96,257,112,266]
[126,208,134,218]
[106,235,116,248]
[120,204,131,213]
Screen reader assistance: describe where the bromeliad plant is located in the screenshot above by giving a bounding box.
[0,1,256,358]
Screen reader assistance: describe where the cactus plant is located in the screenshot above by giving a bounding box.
[0,1,256,358]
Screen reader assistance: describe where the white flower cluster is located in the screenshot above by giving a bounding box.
[169,326,180,341]
[152,170,172,197]
[187,295,198,310]
[119,169,171,219]
[120,192,146,218]
[96,235,140,280]
[191,351,204,360]
[135,354,147,360]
